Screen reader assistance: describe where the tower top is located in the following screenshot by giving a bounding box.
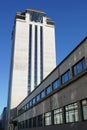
[26,8,46,15]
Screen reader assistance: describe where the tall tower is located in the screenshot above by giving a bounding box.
[7,9,56,127]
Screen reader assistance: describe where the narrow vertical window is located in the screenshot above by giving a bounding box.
[54,108,63,124]
[82,99,87,120]
[33,117,37,127]
[40,26,43,82]
[28,24,32,94]
[45,112,51,126]
[37,115,43,127]
[34,25,38,88]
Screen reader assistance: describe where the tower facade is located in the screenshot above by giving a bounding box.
[7,9,56,125]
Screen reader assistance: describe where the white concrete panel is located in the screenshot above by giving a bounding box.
[37,25,41,85]
[31,24,35,91]
[43,25,56,78]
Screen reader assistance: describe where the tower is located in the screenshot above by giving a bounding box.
[7,9,56,127]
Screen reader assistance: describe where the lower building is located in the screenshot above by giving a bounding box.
[11,37,87,130]
[0,107,7,130]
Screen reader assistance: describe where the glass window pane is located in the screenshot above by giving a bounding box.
[53,79,60,90]
[82,99,87,120]
[46,85,52,95]
[29,100,33,107]
[45,112,51,126]
[73,58,86,76]
[54,108,63,124]
[41,90,45,98]
[38,115,42,127]
[65,103,78,123]
[33,98,36,105]
[62,70,71,84]
[36,94,40,102]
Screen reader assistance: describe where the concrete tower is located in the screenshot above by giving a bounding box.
[7,9,56,128]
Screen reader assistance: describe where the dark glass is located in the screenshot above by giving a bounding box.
[29,118,32,128]
[41,90,45,98]
[53,79,60,90]
[62,70,71,84]
[36,94,40,102]
[34,25,38,88]
[28,24,32,94]
[30,12,43,23]
[29,100,33,107]
[38,115,43,127]
[33,117,37,127]
[73,58,86,76]
[46,85,52,95]
[33,98,36,105]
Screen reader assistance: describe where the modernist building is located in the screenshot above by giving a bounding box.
[12,37,87,130]
[7,8,56,129]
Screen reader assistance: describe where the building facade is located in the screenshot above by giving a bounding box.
[12,37,87,130]
[7,8,56,130]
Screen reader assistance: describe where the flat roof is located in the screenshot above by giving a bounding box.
[26,8,46,14]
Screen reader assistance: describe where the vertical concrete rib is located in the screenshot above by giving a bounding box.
[31,24,35,91]
[40,26,43,82]
[37,25,40,85]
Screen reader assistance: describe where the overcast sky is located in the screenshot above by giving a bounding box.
[0,0,87,115]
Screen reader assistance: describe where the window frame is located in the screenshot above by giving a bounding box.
[41,90,45,99]
[44,111,52,126]
[73,58,86,76]
[65,102,79,123]
[82,99,87,121]
[46,85,52,95]
[61,69,71,84]
[52,78,60,90]
[53,108,63,125]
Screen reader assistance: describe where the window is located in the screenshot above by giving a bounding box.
[24,105,27,111]
[33,117,37,127]
[38,115,43,127]
[46,85,52,95]
[29,100,33,107]
[18,122,21,129]
[26,103,29,109]
[82,99,87,120]
[22,121,25,128]
[41,90,45,98]
[36,94,40,102]
[65,103,79,123]
[45,112,51,126]
[73,58,86,76]
[61,70,71,84]
[33,98,36,105]
[53,79,60,90]
[25,120,28,128]
[28,24,32,94]
[30,12,43,23]
[29,118,32,128]
[54,108,63,124]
